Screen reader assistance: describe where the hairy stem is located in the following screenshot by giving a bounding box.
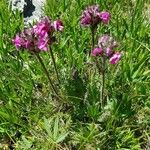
[101,57,106,109]
[90,25,106,109]
[35,52,58,96]
[49,46,61,85]
[91,26,95,51]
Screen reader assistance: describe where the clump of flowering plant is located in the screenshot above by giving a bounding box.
[12,16,64,98]
[90,35,122,109]
[80,5,122,109]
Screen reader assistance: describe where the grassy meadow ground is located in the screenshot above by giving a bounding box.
[0,0,150,149]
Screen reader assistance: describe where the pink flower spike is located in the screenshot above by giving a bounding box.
[99,11,110,24]
[53,20,64,32]
[12,35,23,49]
[12,16,64,52]
[91,47,103,57]
[109,52,121,64]
[80,5,101,27]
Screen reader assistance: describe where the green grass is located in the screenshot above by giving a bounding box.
[0,0,150,149]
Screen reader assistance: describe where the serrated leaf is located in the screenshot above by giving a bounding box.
[56,132,69,143]
[53,116,59,140]
[44,117,52,137]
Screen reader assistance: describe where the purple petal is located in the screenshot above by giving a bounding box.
[99,11,111,24]
[53,20,64,32]
[91,47,103,56]
[12,35,23,49]
[109,52,121,64]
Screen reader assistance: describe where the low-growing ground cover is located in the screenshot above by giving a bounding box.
[0,0,150,149]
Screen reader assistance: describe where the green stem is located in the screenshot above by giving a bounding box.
[35,52,58,96]
[49,47,61,85]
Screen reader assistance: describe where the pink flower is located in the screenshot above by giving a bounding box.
[80,14,91,25]
[37,38,49,51]
[91,34,122,64]
[106,47,114,57]
[23,40,32,49]
[99,11,110,24]
[98,35,112,47]
[33,17,52,38]
[53,20,64,32]
[12,16,64,52]
[109,52,121,64]
[98,35,117,51]
[80,5,101,27]
[12,35,23,49]
[91,47,103,56]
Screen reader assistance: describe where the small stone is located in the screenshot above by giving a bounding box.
[9,0,46,26]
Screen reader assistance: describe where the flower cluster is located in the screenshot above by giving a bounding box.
[80,5,110,27]
[12,17,64,52]
[91,35,122,64]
